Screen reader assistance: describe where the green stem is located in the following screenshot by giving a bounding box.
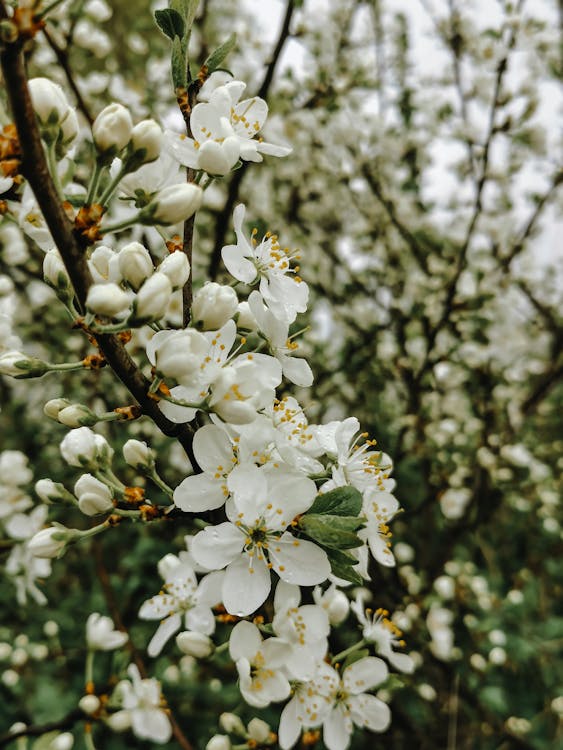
[85,160,104,205]
[98,163,129,207]
[83,729,98,750]
[38,0,69,19]
[85,649,95,688]
[331,639,367,665]
[147,470,174,499]
[101,215,139,235]
[47,360,87,372]
[111,507,142,518]
[46,140,64,199]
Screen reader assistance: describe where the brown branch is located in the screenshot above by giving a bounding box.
[361,164,430,273]
[0,710,83,748]
[500,168,563,271]
[256,0,295,101]
[0,10,197,467]
[208,0,297,279]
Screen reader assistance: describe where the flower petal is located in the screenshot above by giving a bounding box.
[270,533,331,586]
[191,523,244,570]
[343,657,388,694]
[193,423,234,473]
[222,554,271,616]
[348,694,391,733]
[132,707,172,743]
[229,620,262,661]
[174,472,227,513]
[282,355,314,387]
[147,613,182,657]
[323,705,353,750]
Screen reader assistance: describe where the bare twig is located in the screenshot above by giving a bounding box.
[42,25,93,126]
[0,710,83,748]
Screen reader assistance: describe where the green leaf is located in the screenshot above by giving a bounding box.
[154,8,185,40]
[170,0,200,32]
[308,486,363,516]
[204,33,237,74]
[328,554,364,585]
[299,514,364,549]
[324,547,358,565]
[171,35,187,89]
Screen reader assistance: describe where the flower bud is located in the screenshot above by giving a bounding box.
[142,184,203,226]
[0,350,48,378]
[86,282,131,318]
[133,272,172,321]
[192,282,238,330]
[106,711,131,732]
[130,119,163,164]
[74,473,113,515]
[35,478,77,506]
[219,713,246,736]
[197,136,239,176]
[28,78,70,129]
[93,103,133,154]
[118,242,154,290]
[79,694,101,715]
[60,426,113,469]
[247,718,271,743]
[58,404,98,428]
[44,398,72,420]
[206,736,232,750]
[175,631,214,658]
[122,439,154,470]
[28,525,76,559]
[158,252,190,291]
[89,245,121,284]
[43,248,72,297]
[86,613,128,651]
[50,733,74,750]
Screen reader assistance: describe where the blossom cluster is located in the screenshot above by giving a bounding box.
[0,15,412,748]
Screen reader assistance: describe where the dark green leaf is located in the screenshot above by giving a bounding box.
[154,8,185,40]
[171,35,187,89]
[328,555,364,585]
[308,486,363,516]
[299,514,364,549]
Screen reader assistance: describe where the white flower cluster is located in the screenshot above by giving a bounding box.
[0,451,52,606]
[0,65,411,750]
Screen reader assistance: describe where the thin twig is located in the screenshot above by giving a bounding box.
[42,25,94,126]
[0,710,83,748]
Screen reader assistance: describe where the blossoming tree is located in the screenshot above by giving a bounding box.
[0,1,561,749]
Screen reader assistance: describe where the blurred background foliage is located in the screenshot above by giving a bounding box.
[0,0,562,748]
